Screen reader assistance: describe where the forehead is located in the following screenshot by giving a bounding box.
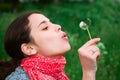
[28,13,49,26]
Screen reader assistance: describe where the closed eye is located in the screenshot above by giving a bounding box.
[42,26,48,30]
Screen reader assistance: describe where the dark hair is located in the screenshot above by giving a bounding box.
[0,11,41,79]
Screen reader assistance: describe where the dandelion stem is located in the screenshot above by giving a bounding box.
[86,28,92,40]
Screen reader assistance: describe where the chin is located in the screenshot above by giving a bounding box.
[63,45,71,53]
[67,45,71,51]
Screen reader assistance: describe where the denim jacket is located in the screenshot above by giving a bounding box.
[5,67,30,80]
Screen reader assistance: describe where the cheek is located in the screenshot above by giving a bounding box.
[42,35,59,45]
[36,34,58,46]
[34,34,70,56]
[36,35,60,53]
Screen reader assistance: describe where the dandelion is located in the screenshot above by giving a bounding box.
[79,19,108,55]
[79,21,92,40]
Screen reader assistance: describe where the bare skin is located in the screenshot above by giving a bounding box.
[78,38,100,80]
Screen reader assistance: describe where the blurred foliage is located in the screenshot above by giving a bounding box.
[0,0,120,80]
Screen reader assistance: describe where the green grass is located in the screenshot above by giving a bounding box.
[0,0,120,79]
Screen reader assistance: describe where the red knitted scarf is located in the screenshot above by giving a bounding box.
[20,56,69,80]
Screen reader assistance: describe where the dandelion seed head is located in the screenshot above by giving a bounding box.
[79,21,88,30]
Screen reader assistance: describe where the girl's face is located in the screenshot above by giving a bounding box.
[28,13,71,57]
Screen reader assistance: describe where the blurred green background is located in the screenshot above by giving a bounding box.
[0,0,120,80]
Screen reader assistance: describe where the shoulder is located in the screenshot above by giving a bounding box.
[5,67,30,80]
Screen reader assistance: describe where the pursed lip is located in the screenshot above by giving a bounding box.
[61,32,68,40]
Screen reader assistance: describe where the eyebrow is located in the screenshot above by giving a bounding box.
[38,21,47,27]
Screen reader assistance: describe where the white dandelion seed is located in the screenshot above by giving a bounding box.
[79,21,88,30]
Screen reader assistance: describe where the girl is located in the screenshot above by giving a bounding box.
[0,11,100,80]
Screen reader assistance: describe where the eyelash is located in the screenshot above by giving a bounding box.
[42,26,48,30]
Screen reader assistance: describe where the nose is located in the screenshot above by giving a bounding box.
[55,24,61,32]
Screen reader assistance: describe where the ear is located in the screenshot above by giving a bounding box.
[21,43,37,56]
